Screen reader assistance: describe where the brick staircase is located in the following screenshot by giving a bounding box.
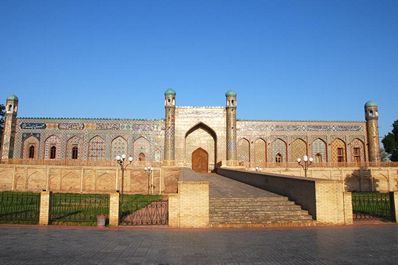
[210,196,316,227]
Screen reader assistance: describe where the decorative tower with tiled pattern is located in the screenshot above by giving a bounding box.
[225,90,237,166]
[1,95,18,160]
[365,100,381,163]
[163,88,176,165]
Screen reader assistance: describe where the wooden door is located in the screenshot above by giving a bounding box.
[192,148,208,173]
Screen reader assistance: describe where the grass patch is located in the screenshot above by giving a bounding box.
[50,193,109,226]
[0,191,40,224]
[120,194,162,218]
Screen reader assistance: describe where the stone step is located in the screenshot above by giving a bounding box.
[210,204,301,210]
[210,216,313,222]
[209,219,317,226]
[210,202,296,207]
[210,211,311,217]
[209,189,314,225]
[209,221,317,228]
[210,211,312,218]
[210,197,289,202]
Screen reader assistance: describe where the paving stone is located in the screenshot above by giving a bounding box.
[0,225,397,264]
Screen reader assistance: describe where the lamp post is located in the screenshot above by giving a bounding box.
[144,166,154,195]
[297,155,313,178]
[115,154,133,204]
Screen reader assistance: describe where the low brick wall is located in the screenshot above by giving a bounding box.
[168,168,209,228]
[0,164,180,194]
[217,168,351,224]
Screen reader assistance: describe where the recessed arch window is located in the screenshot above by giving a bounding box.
[50,146,56,159]
[72,146,78,159]
[353,148,361,163]
[275,153,283,163]
[28,145,35,159]
[315,153,322,163]
[337,148,344,162]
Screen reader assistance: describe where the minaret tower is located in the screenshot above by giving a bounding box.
[164,88,176,165]
[365,100,381,163]
[1,95,18,160]
[225,90,237,166]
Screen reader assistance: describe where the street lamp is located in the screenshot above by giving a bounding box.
[255,166,262,172]
[144,166,154,195]
[115,154,133,204]
[297,155,313,178]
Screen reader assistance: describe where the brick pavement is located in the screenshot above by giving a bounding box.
[0,225,397,264]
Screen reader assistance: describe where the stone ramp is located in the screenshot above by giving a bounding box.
[199,173,316,227]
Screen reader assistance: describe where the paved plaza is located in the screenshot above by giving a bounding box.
[0,225,397,265]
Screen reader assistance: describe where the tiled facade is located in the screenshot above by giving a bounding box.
[1,91,380,170]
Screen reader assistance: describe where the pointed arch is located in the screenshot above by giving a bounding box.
[271,138,287,164]
[350,138,365,163]
[23,135,40,159]
[331,138,346,163]
[133,136,151,161]
[290,138,307,162]
[66,136,81,159]
[111,136,127,159]
[185,122,217,141]
[237,138,250,163]
[88,135,105,160]
[312,138,327,163]
[254,138,266,166]
[44,135,61,159]
[185,122,217,170]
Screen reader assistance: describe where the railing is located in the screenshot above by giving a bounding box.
[352,192,395,222]
[0,191,40,224]
[120,195,168,225]
[50,193,109,225]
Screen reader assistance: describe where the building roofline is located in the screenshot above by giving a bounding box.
[177,106,224,109]
[237,119,365,123]
[18,117,164,122]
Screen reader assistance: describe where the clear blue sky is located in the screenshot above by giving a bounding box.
[0,0,397,138]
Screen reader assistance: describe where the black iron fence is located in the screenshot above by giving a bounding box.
[0,191,40,224]
[352,192,395,222]
[120,195,168,225]
[50,193,109,225]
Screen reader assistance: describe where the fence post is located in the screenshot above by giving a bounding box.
[389,192,398,223]
[109,192,119,226]
[39,191,51,225]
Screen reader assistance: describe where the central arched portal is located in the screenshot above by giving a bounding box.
[185,122,217,172]
[192,148,208,173]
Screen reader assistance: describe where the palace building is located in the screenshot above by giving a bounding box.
[1,89,380,172]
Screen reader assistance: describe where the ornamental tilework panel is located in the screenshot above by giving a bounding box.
[133,137,151,161]
[312,138,327,163]
[154,149,161,161]
[290,138,307,162]
[44,135,61,159]
[254,139,266,166]
[22,136,40,159]
[350,138,366,162]
[66,136,81,159]
[237,138,250,162]
[111,136,128,159]
[271,138,287,163]
[331,138,346,162]
[88,136,106,160]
